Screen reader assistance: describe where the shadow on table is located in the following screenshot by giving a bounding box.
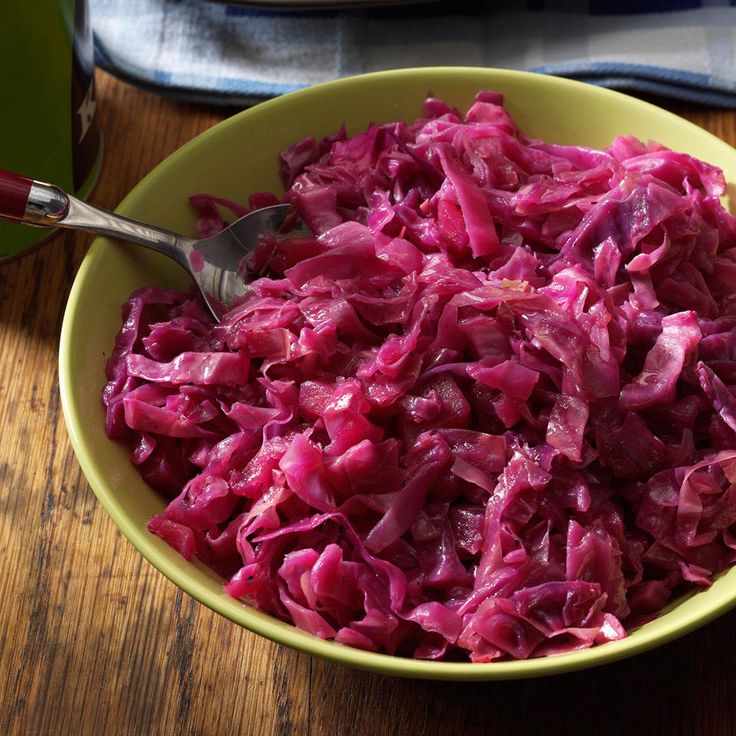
[308,608,736,736]
[0,229,86,342]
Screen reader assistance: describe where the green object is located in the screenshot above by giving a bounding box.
[59,68,736,680]
[0,1,102,260]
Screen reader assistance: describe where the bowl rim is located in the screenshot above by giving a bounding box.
[59,66,736,680]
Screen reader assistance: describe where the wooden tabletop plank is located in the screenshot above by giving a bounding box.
[2,71,736,736]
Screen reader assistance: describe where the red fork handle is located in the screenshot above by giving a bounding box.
[0,169,69,226]
[0,168,33,222]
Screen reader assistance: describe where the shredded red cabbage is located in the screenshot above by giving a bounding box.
[104,92,736,662]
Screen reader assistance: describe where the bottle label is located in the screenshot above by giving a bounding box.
[71,0,101,193]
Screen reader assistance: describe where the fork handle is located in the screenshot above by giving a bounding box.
[0,169,32,220]
[0,169,69,226]
[0,167,194,267]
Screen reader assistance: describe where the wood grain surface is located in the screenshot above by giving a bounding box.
[2,71,736,736]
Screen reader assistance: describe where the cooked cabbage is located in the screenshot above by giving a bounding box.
[104,92,736,662]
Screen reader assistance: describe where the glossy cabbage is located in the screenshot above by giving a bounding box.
[104,92,736,662]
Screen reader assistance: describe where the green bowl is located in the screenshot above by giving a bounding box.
[59,67,736,680]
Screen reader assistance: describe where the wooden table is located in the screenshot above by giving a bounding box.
[2,71,736,736]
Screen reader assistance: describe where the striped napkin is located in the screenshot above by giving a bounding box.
[90,0,736,106]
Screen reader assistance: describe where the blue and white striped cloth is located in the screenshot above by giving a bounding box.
[90,0,736,107]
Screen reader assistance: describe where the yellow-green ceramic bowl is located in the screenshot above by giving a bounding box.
[59,68,736,680]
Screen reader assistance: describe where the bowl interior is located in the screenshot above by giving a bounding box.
[60,67,736,680]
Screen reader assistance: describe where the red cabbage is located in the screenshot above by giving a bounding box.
[104,92,736,662]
